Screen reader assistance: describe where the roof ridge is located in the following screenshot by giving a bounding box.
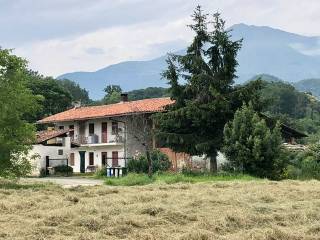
[37,97,174,124]
[69,97,171,110]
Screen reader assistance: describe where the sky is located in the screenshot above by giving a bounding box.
[1,0,320,77]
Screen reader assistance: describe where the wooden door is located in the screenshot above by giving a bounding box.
[112,151,118,167]
[101,122,108,143]
[79,121,86,144]
[101,152,107,166]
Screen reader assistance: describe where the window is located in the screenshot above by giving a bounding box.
[69,125,74,137]
[89,123,94,135]
[112,122,118,135]
[59,126,64,130]
[89,152,94,165]
[69,153,75,166]
[58,149,63,155]
[101,152,107,166]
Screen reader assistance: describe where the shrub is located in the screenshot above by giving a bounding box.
[53,165,73,175]
[285,144,320,180]
[127,150,171,174]
[127,157,148,173]
[39,168,47,178]
[223,103,287,180]
[94,167,107,178]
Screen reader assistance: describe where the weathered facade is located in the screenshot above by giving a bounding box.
[36,97,173,174]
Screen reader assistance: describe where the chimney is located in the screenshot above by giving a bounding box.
[120,93,128,102]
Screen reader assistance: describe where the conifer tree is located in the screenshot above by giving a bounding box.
[223,103,286,179]
[155,6,260,171]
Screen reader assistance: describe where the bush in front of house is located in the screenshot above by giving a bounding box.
[284,144,320,180]
[127,150,171,174]
[223,103,288,180]
[53,165,73,175]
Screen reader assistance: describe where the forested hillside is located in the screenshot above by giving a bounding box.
[293,79,320,98]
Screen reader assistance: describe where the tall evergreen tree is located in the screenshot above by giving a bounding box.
[155,6,262,171]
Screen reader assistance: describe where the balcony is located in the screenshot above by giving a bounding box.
[73,134,99,145]
[72,134,124,146]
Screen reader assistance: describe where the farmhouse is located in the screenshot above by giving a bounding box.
[35,95,174,175]
[34,95,307,175]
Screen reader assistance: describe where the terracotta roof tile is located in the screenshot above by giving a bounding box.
[38,97,174,124]
[36,129,70,143]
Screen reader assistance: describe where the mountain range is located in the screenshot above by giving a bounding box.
[58,23,320,99]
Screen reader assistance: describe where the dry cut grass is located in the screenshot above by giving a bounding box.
[1,179,320,239]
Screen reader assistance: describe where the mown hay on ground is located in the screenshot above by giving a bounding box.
[1,179,320,239]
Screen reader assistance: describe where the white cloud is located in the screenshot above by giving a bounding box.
[14,18,192,77]
[6,0,320,76]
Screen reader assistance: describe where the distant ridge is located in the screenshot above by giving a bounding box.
[58,24,320,99]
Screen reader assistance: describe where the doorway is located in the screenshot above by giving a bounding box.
[102,122,108,143]
[101,152,107,166]
[112,151,119,167]
[79,151,86,173]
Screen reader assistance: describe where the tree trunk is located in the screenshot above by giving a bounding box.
[146,149,152,177]
[209,152,218,173]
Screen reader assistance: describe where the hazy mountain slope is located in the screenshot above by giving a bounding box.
[293,79,320,98]
[58,56,168,99]
[58,24,320,99]
[233,24,320,83]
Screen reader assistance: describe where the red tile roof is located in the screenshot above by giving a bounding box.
[38,97,174,124]
[36,129,70,143]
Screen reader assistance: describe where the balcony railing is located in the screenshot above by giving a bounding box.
[72,134,124,145]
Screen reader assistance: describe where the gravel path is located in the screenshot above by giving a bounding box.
[23,177,104,188]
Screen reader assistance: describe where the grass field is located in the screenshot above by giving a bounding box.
[104,173,258,186]
[1,179,320,239]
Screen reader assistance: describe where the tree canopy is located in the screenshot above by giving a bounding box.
[0,48,41,177]
[58,79,91,104]
[25,72,73,122]
[103,85,122,104]
[223,103,286,179]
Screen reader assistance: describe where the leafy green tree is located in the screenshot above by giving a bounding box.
[223,103,286,179]
[59,79,91,104]
[155,6,262,172]
[128,87,169,101]
[260,81,310,119]
[26,72,72,121]
[0,48,41,177]
[103,85,122,104]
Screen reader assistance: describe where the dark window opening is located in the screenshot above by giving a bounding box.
[89,152,94,165]
[112,122,118,135]
[69,125,74,137]
[58,149,63,155]
[102,152,107,166]
[59,126,64,130]
[89,123,94,135]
